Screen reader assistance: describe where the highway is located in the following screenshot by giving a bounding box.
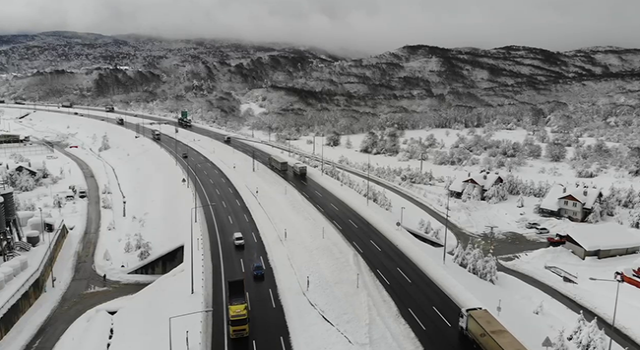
[80,108,472,349]
[19,107,293,350]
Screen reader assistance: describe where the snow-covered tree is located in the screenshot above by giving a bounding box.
[325,130,341,147]
[423,220,433,235]
[479,255,498,284]
[345,136,353,149]
[417,218,426,231]
[101,196,112,209]
[7,170,37,192]
[462,183,474,202]
[485,183,508,204]
[516,194,524,208]
[99,133,111,152]
[586,201,602,223]
[552,329,570,350]
[471,186,483,201]
[466,248,485,275]
[573,318,606,350]
[532,301,544,315]
[568,312,588,342]
[453,244,468,267]
[360,131,379,154]
[546,141,567,162]
[629,207,640,229]
[124,239,133,253]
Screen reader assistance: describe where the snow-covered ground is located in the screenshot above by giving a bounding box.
[10,110,193,282]
[505,248,640,345]
[0,108,88,349]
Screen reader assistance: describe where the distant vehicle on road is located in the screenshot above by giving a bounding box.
[181,152,188,159]
[224,135,231,143]
[61,102,73,108]
[268,155,288,171]
[233,232,244,247]
[105,105,115,112]
[252,262,265,279]
[153,130,161,140]
[0,99,5,104]
[525,222,540,229]
[116,117,124,125]
[78,188,87,199]
[536,227,550,234]
[459,307,527,350]
[14,101,25,105]
[292,163,307,177]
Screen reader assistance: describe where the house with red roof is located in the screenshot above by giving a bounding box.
[539,183,602,222]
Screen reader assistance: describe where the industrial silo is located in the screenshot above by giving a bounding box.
[1,189,16,223]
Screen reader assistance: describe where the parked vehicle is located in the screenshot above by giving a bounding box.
[116,117,125,125]
[459,307,528,350]
[268,155,288,171]
[252,262,265,279]
[525,222,540,229]
[224,135,231,143]
[69,145,79,149]
[227,279,249,338]
[233,232,245,247]
[292,163,307,177]
[536,227,550,234]
[547,234,567,246]
[78,188,87,199]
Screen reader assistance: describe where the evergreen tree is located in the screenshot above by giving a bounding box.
[516,194,525,208]
[481,255,498,284]
[462,183,474,202]
[568,311,588,342]
[586,202,602,223]
[99,133,111,152]
[552,329,570,350]
[345,136,353,149]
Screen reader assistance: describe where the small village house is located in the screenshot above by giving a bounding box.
[539,183,602,222]
[449,171,503,199]
[563,224,640,259]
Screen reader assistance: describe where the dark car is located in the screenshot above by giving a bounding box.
[252,262,265,279]
[525,222,540,229]
[182,152,188,158]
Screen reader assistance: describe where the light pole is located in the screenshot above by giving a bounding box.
[321,133,325,174]
[443,188,451,265]
[400,207,405,225]
[190,161,210,222]
[169,308,213,350]
[190,203,215,294]
[589,274,624,350]
[366,154,370,206]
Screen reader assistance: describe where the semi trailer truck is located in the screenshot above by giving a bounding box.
[459,307,527,350]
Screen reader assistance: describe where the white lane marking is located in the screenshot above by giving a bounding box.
[303,192,309,198]
[349,219,358,228]
[228,216,233,224]
[253,340,257,350]
[398,268,412,283]
[252,232,257,242]
[222,201,226,208]
[222,178,226,183]
[215,170,219,174]
[316,204,324,212]
[269,289,276,308]
[236,199,241,206]
[433,307,451,327]
[244,214,249,222]
[300,180,307,185]
[203,170,207,175]
[280,337,286,350]
[370,240,382,251]
[197,164,202,167]
[330,203,339,211]
[314,190,322,197]
[209,179,214,184]
[332,220,342,230]
[216,189,220,195]
[247,292,251,310]
[240,259,244,273]
[260,256,265,267]
[228,187,233,193]
[352,242,363,253]
[377,269,390,285]
[409,308,426,330]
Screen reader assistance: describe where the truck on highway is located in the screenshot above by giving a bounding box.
[105,105,115,112]
[116,117,124,125]
[459,307,527,350]
[153,130,161,140]
[268,155,288,172]
[224,135,231,143]
[227,279,250,338]
[61,102,73,108]
[292,163,307,177]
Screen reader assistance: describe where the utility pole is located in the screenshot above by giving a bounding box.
[420,153,424,173]
[367,154,370,206]
[321,133,325,174]
[312,135,316,155]
[252,151,255,172]
[443,192,450,264]
[174,128,178,166]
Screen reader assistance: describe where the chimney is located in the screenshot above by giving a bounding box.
[468,172,471,177]
[562,187,566,193]
[495,171,499,175]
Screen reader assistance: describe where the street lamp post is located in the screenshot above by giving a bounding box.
[169,308,213,350]
[400,207,405,225]
[366,154,370,206]
[321,133,325,174]
[190,161,210,223]
[190,203,215,294]
[589,274,624,350]
[443,189,451,265]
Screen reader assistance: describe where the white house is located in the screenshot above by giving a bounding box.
[564,223,640,259]
[539,183,602,222]
[449,171,503,199]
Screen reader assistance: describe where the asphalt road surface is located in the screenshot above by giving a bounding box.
[26,145,147,350]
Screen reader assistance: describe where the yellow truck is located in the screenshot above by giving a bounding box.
[228,278,249,338]
[458,307,528,350]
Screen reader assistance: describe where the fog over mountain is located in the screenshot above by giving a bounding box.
[1,0,640,54]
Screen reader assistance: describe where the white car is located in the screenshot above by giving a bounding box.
[233,232,245,246]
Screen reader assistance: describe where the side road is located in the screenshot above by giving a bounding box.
[25,146,147,350]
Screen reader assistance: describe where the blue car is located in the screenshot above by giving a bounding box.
[252,262,265,279]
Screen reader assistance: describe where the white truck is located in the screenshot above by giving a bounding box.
[459,307,527,350]
[292,163,307,177]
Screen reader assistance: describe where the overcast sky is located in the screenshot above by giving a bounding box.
[1,0,639,55]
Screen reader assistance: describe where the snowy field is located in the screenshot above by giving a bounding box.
[505,248,640,345]
[0,108,88,349]
[9,110,193,282]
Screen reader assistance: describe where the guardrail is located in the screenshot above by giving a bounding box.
[544,264,578,284]
[0,222,69,341]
